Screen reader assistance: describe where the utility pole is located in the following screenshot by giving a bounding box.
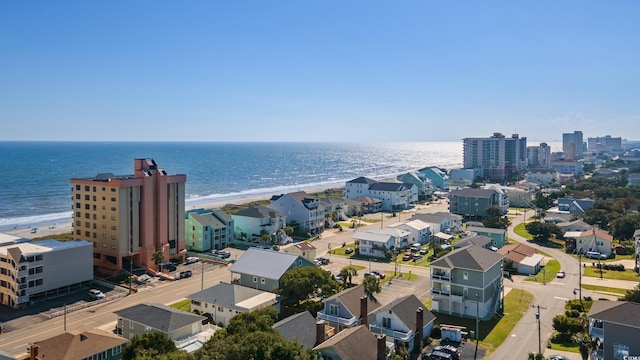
[201,260,205,291]
[530,304,547,355]
[63,303,67,331]
[578,252,582,302]
[474,293,479,360]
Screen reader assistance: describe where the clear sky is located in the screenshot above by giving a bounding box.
[1,1,639,142]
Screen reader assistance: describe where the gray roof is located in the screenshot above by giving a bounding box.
[114,303,204,333]
[191,212,225,228]
[589,301,640,328]
[211,209,233,223]
[273,311,317,349]
[234,205,282,219]
[430,245,504,271]
[453,235,492,249]
[323,285,381,318]
[369,182,406,192]
[229,247,314,279]
[450,188,496,198]
[412,212,462,224]
[347,176,378,184]
[467,226,506,235]
[371,294,436,330]
[187,282,272,311]
[313,325,377,360]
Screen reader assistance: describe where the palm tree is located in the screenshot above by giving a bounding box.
[340,265,358,285]
[152,251,165,264]
[363,276,381,295]
[259,229,272,245]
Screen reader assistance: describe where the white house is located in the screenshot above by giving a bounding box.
[354,232,396,258]
[387,219,432,246]
[345,177,411,212]
[269,191,324,235]
[231,205,287,244]
[525,169,560,186]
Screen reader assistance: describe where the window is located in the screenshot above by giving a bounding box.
[85,186,90,191]
[613,343,629,360]
[329,304,338,316]
[253,277,258,283]
[382,317,391,329]
[463,271,468,281]
[261,278,266,284]
[129,320,134,329]
[76,185,81,190]
[76,203,81,209]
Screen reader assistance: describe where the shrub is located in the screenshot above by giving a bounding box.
[431,324,441,339]
[565,309,580,318]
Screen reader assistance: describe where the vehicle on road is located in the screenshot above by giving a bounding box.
[160,263,177,272]
[556,271,566,278]
[364,272,380,279]
[315,257,330,265]
[547,355,570,360]
[345,248,354,254]
[402,253,413,261]
[585,251,607,260]
[185,256,198,264]
[178,270,192,279]
[371,270,386,279]
[88,289,105,300]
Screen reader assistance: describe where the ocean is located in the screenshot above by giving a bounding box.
[0,141,463,230]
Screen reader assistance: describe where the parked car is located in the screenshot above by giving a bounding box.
[334,273,343,281]
[413,254,424,262]
[410,244,421,252]
[316,257,330,265]
[402,253,413,261]
[169,258,182,265]
[88,289,105,300]
[556,271,566,278]
[178,270,192,279]
[345,248,354,254]
[433,345,459,360]
[185,256,199,264]
[371,270,386,279]
[585,251,607,260]
[548,356,570,360]
[364,272,380,279]
[160,263,177,272]
[219,251,231,259]
[422,350,452,360]
[419,248,428,255]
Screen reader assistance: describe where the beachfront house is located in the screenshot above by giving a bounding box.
[417,167,450,191]
[397,172,434,201]
[229,247,316,292]
[344,177,411,212]
[269,191,324,236]
[430,245,505,320]
[0,237,93,309]
[368,295,436,353]
[185,208,234,252]
[230,205,286,245]
[188,282,277,326]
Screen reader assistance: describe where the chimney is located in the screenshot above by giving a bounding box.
[29,344,38,360]
[360,295,368,327]
[377,334,386,360]
[315,320,325,346]
[416,307,424,348]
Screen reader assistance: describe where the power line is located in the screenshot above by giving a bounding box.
[530,304,547,355]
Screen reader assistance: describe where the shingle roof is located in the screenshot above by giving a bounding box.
[191,212,225,228]
[577,228,613,241]
[323,285,381,318]
[234,205,282,219]
[211,209,233,223]
[589,301,640,328]
[371,295,436,330]
[497,243,537,263]
[467,226,506,235]
[229,247,313,279]
[313,325,378,360]
[369,182,406,192]
[347,177,378,184]
[187,282,274,311]
[293,242,316,251]
[273,311,317,349]
[450,188,496,198]
[33,330,128,360]
[114,303,204,333]
[453,235,492,249]
[430,245,504,271]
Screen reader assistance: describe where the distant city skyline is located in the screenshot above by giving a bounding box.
[1,1,639,142]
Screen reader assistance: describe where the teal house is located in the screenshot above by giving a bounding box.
[466,226,507,249]
[417,167,449,191]
[185,208,234,252]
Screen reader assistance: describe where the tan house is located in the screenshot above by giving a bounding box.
[30,329,128,360]
[497,243,544,275]
[284,241,317,262]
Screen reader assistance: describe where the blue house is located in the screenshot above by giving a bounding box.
[417,167,449,191]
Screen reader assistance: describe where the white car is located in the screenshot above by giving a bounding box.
[88,289,105,300]
[185,256,199,264]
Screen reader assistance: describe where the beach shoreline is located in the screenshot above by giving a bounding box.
[1,184,343,240]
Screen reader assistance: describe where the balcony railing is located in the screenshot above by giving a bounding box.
[431,289,450,296]
[432,273,451,281]
[589,325,604,338]
[369,324,413,341]
[317,312,358,327]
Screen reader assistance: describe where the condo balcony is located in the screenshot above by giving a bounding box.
[369,324,413,342]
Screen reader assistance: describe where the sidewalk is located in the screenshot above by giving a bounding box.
[580,275,638,290]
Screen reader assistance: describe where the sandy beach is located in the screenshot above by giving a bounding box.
[2,184,342,240]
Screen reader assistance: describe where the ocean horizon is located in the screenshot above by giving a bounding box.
[0,140,558,230]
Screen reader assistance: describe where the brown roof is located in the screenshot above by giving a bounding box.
[497,243,537,263]
[33,330,128,360]
[578,228,613,241]
[294,242,316,251]
[313,325,378,360]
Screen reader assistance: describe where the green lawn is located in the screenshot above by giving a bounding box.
[526,260,561,284]
[513,223,534,240]
[434,289,534,356]
[581,284,629,295]
[169,299,191,312]
[583,267,639,281]
[549,331,580,353]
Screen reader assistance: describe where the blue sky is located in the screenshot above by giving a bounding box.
[1,1,639,142]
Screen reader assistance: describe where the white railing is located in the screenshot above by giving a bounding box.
[317,312,358,326]
[369,324,413,341]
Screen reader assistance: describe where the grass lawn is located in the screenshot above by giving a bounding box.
[513,223,534,240]
[582,284,628,295]
[549,331,580,353]
[434,289,534,356]
[526,260,560,284]
[169,299,191,312]
[583,267,639,281]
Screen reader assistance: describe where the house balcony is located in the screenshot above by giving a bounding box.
[317,312,358,327]
[589,324,604,338]
[369,324,413,342]
[431,272,451,281]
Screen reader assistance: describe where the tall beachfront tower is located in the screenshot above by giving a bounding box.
[462,132,527,181]
[562,130,584,160]
[526,142,552,169]
[70,159,186,272]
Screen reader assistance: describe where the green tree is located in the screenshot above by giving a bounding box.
[277,267,339,305]
[123,332,180,360]
[609,215,640,241]
[525,221,564,242]
[259,229,272,245]
[482,205,510,229]
[152,251,165,264]
[620,285,640,303]
[339,265,358,285]
[363,275,381,295]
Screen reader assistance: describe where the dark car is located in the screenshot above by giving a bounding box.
[160,263,177,272]
[178,270,192,279]
[345,248,354,254]
[371,270,386,279]
[413,254,424,262]
[219,251,231,259]
[433,345,459,360]
[316,257,330,265]
[169,258,182,265]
